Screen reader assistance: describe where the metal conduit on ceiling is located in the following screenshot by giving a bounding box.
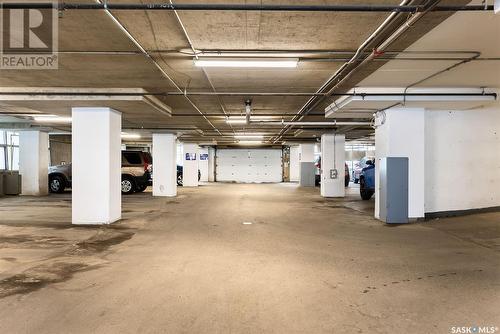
[3,3,495,12]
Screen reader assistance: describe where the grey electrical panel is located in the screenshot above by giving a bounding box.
[379,157,409,224]
[299,162,316,187]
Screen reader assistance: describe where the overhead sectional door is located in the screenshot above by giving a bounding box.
[216,149,282,183]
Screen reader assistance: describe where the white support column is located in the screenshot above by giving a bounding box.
[208,147,215,182]
[72,107,121,225]
[152,133,177,197]
[19,130,49,196]
[289,146,300,182]
[320,134,345,197]
[198,147,209,182]
[182,143,199,187]
[375,107,425,220]
[298,143,315,187]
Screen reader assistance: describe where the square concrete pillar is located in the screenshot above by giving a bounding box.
[72,107,121,225]
[320,134,345,197]
[299,143,315,187]
[182,143,199,187]
[19,130,49,196]
[208,147,216,182]
[375,108,425,220]
[152,133,177,197]
[198,147,209,182]
[289,146,300,182]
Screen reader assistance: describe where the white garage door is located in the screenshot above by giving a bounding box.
[216,149,282,183]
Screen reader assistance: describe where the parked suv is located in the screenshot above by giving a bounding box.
[359,160,375,200]
[353,156,375,183]
[48,151,152,195]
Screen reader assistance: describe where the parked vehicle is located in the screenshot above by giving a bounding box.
[353,156,375,183]
[314,157,350,187]
[344,163,350,187]
[359,160,375,200]
[48,151,153,195]
[176,165,201,186]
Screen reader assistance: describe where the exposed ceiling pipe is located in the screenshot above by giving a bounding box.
[93,0,222,136]
[272,0,413,143]
[9,3,494,12]
[322,0,444,98]
[167,0,234,134]
[273,0,447,143]
[250,121,371,126]
[1,91,495,98]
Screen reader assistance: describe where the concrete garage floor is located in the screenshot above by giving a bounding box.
[0,183,499,333]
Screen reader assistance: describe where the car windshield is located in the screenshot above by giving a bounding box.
[123,152,142,165]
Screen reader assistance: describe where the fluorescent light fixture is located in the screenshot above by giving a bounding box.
[226,118,247,124]
[194,58,298,68]
[33,115,72,123]
[234,134,264,140]
[121,132,141,139]
[238,140,263,145]
[226,116,278,124]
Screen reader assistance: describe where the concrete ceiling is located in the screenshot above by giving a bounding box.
[0,0,490,144]
[359,7,500,89]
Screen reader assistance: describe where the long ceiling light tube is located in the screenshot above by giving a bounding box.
[194,58,299,68]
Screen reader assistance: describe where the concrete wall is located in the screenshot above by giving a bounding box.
[19,131,49,196]
[199,147,209,182]
[49,135,72,166]
[425,102,500,213]
[375,108,425,219]
[208,147,215,182]
[289,146,299,182]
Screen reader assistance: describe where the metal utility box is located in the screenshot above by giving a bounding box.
[379,157,409,224]
[2,172,22,195]
[299,162,316,187]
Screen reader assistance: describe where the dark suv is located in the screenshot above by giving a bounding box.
[48,151,152,195]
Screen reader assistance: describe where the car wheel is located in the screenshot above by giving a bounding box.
[136,184,147,192]
[359,177,373,200]
[121,176,136,194]
[177,173,183,186]
[49,175,65,193]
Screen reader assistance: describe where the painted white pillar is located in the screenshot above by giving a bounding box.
[72,107,121,225]
[198,147,209,182]
[320,134,345,197]
[19,130,49,196]
[152,133,177,197]
[182,143,199,187]
[298,143,315,187]
[208,147,215,182]
[289,146,300,182]
[375,107,425,220]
